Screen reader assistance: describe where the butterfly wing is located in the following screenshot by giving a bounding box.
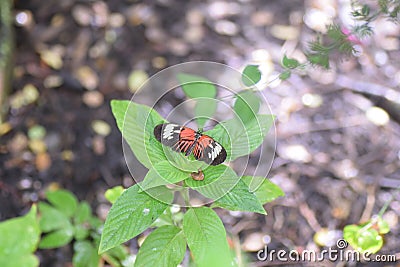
[175,126,197,155]
[193,134,227,165]
[154,123,196,155]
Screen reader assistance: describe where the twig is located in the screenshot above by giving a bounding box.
[359,185,376,223]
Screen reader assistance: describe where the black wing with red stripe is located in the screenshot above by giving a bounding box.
[154,123,226,165]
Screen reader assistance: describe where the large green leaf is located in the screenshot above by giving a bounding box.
[177,74,217,128]
[177,73,217,99]
[213,178,266,214]
[45,189,78,218]
[195,98,217,129]
[99,184,173,253]
[242,176,284,204]
[233,90,261,124]
[73,241,101,267]
[183,207,234,267]
[135,226,186,267]
[205,115,274,160]
[185,165,239,201]
[111,100,166,169]
[140,161,190,191]
[0,205,40,267]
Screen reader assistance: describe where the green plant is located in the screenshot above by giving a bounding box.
[38,188,135,267]
[343,189,395,254]
[276,0,400,79]
[98,71,284,266]
[0,188,136,267]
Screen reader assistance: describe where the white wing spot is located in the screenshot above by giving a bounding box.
[209,143,222,160]
[162,124,179,140]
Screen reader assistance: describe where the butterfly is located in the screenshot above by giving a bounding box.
[153,123,227,166]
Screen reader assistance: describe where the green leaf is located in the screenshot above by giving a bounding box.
[105,186,125,204]
[105,245,129,261]
[176,73,218,128]
[343,225,360,250]
[177,73,217,99]
[361,5,370,16]
[74,224,90,240]
[111,100,166,169]
[74,201,92,224]
[356,228,383,253]
[307,54,330,69]
[233,90,261,123]
[99,184,173,253]
[162,145,207,172]
[205,115,274,160]
[38,202,71,232]
[135,226,186,267]
[45,189,78,218]
[242,176,284,204]
[0,205,40,267]
[88,216,103,229]
[343,224,383,254]
[242,65,261,86]
[185,165,239,201]
[327,24,345,42]
[195,98,217,129]
[39,225,74,249]
[140,161,189,191]
[151,208,174,228]
[212,179,266,214]
[73,241,101,267]
[183,207,234,267]
[282,55,300,69]
[279,70,291,80]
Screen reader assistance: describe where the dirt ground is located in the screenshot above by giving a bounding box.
[1,0,399,266]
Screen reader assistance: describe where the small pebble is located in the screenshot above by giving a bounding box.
[128,70,149,92]
[40,49,63,69]
[366,106,390,126]
[242,232,265,252]
[92,135,106,155]
[75,66,99,90]
[82,91,104,108]
[29,139,47,154]
[36,152,51,171]
[91,120,111,136]
[214,20,239,36]
[43,75,63,88]
[72,5,92,26]
[8,133,28,153]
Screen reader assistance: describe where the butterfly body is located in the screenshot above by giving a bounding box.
[154,123,226,166]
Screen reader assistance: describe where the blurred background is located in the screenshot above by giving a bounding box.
[1,0,399,266]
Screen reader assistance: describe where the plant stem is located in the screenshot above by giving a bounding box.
[181,181,190,207]
[378,186,400,218]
